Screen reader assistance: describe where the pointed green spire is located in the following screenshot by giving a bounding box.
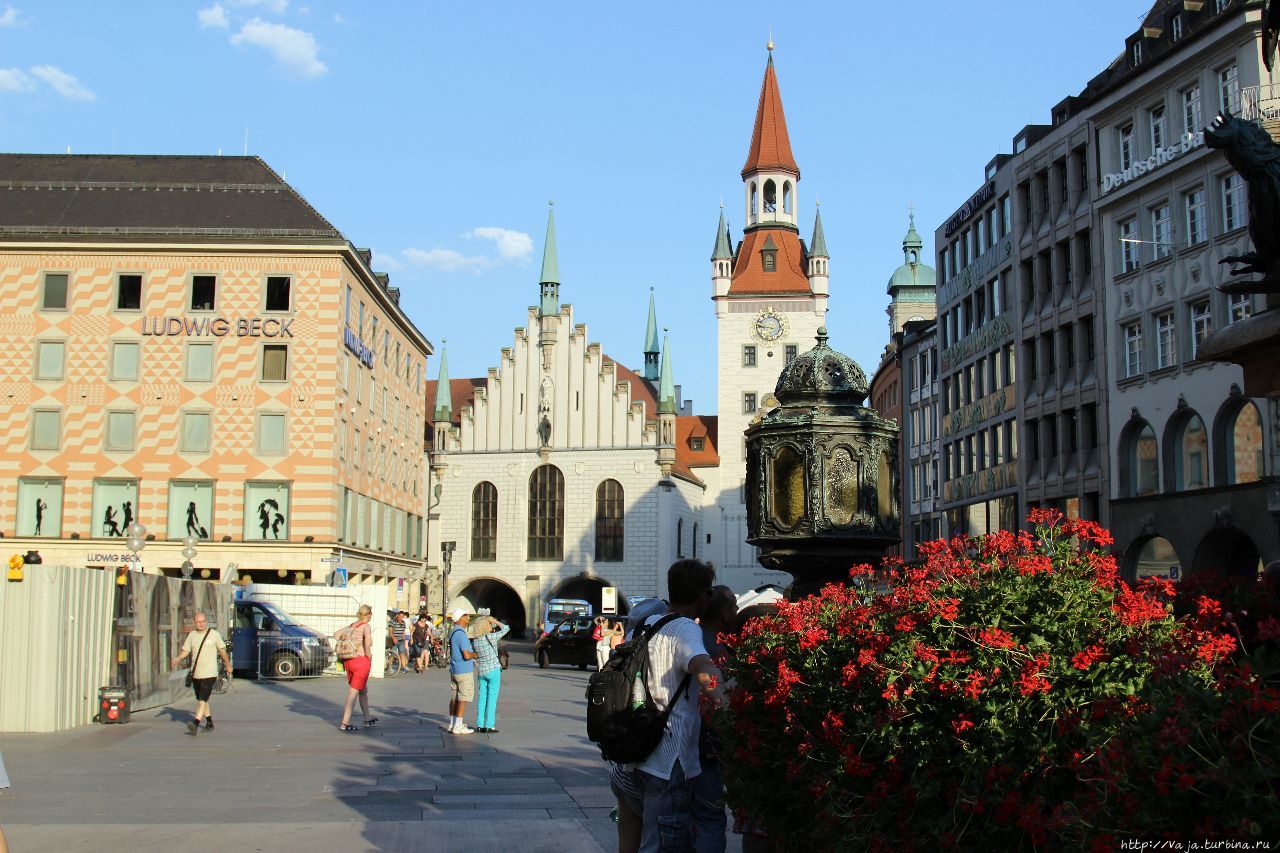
[810,204,828,258]
[540,204,559,284]
[712,208,733,260]
[644,288,660,381]
[433,343,452,423]
[539,202,560,317]
[658,330,676,415]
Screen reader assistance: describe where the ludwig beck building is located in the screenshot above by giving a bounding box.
[0,154,432,596]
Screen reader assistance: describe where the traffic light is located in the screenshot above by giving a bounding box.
[115,567,128,586]
[7,553,23,583]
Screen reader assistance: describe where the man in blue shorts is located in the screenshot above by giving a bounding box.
[445,608,477,734]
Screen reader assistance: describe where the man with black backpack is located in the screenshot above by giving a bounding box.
[588,559,725,853]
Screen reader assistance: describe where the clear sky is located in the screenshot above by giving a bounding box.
[1,1,1148,413]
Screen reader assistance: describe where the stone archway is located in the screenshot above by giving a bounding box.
[1192,527,1262,579]
[550,575,630,619]
[454,577,527,638]
[1125,534,1182,583]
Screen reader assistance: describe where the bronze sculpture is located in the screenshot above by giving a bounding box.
[1204,109,1280,292]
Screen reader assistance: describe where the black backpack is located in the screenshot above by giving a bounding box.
[586,612,693,764]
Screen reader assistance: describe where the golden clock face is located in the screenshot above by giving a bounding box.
[753,310,787,342]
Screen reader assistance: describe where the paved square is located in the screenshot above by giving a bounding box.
[0,644,740,852]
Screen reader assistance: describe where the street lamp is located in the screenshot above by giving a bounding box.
[440,541,455,615]
[180,535,198,579]
[125,522,147,573]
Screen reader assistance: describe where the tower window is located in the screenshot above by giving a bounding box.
[762,250,777,272]
[743,345,757,367]
[763,180,777,213]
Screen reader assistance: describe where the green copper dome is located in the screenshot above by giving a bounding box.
[887,212,936,294]
[887,260,936,291]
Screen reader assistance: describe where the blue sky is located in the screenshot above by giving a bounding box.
[1,1,1147,412]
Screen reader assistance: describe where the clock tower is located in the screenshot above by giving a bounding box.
[712,45,828,591]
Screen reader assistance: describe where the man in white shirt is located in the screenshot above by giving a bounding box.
[172,611,232,735]
[633,559,725,853]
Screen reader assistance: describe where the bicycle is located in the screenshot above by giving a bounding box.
[384,648,404,678]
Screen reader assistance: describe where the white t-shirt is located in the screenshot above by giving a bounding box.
[634,614,707,781]
[182,628,224,679]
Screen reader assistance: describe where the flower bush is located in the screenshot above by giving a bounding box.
[713,510,1280,849]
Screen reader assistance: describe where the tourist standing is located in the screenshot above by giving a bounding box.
[411,615,433,673]
[634,560,726,853]
[338,604,376,732]
[593,615,611,671]
[472,616,510,733]
[445,608,477,734]
[388,610,409,671]
[691,585,738,853]
[171,611,231,735]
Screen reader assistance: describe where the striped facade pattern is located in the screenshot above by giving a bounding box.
[0,248,425,561]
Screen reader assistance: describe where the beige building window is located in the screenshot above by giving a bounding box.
[262,344,289,382]
[186,343,214,382]
[257,412,287,455]
[191,275,217,311]
[31,409,60,450]
[111,341,140,381]
[41,273,68,310]
[106,411,136,451]
[265,276,291,312]
[181,412,211,453]
[36,340,65,380]
[117,274,142,311]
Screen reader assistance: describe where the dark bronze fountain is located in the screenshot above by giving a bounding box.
[745,327,900,598]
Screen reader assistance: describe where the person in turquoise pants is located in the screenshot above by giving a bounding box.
[472,616,510,733]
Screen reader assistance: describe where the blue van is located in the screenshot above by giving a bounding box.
[231,600,332,678]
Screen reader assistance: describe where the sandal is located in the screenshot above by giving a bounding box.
[339,724,358,732]
[364,717,379,728]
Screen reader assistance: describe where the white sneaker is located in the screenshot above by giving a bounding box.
[451,724,475,735]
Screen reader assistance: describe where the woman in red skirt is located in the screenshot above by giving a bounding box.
[338,604,377,732]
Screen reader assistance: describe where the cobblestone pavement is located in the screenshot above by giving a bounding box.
[0,643,740,852]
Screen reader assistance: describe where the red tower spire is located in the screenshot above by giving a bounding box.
[741,54,800,179]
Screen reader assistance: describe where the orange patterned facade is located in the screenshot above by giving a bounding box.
[0,155,431,591]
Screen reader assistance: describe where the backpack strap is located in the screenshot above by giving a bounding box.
[637,613,694,717]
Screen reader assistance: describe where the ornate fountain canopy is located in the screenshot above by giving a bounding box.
[773,327,869,408]
[745,327,899,597]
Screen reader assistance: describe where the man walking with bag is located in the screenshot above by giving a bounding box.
[172,611,231,736]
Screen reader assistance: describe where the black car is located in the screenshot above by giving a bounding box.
[534,617,596,669]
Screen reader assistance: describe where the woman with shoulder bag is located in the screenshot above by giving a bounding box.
[471,616,510,733]
[337,604,377,732]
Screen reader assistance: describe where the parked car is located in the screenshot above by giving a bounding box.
[533,616,596,670]
[231,600,332,679]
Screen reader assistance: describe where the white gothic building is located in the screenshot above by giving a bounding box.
[424,49,834,629]
[424,208,719,634]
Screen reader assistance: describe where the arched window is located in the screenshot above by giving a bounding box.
[763,180,777,213]
[750,182,758,218]
[692,522,699,558]
[527,465,564,560]
[1127,422,1159,496]
[471,482,497,560]
[1228,401,1263,483]
[676,518,684,557]
[1174,414,1208,490]
[783,181,792,214]
[595,479,624,562]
